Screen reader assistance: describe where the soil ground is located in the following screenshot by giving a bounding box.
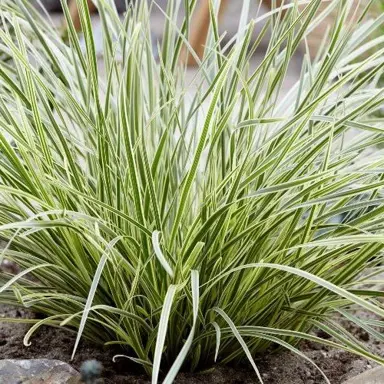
[0,304,382,384]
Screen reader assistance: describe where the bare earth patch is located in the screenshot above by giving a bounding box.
[1,304,382,384]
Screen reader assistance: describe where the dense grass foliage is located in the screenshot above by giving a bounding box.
[0,0,384,382]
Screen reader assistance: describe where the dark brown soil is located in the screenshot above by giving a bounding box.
[0,304,382,383]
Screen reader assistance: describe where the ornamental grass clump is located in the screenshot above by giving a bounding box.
[0,0,384,382]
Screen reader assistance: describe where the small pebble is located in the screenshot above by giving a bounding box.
[80,360,103,383]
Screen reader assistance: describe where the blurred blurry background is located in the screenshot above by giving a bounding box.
[34,1,272,50]
[31,0,380,94]
[32,1,379,61]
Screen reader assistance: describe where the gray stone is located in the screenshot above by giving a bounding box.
[342,367,384,384]
[0,359,80,384]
